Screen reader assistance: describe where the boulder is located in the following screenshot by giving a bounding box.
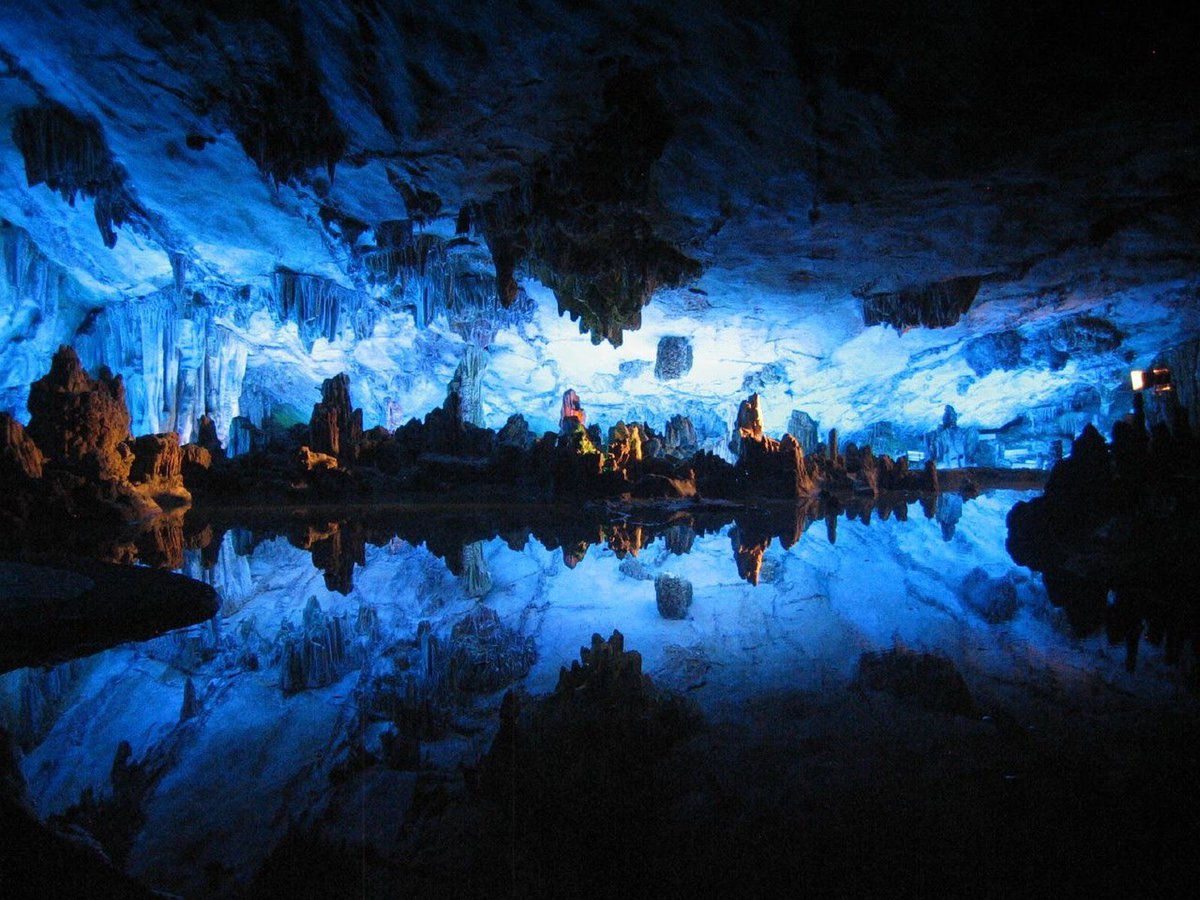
[654,574,693,619]
[655,336,693,380]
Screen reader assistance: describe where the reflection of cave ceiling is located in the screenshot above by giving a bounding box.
[1,1,1198,452]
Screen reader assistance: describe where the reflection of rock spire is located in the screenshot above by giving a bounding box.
[462,541,492,598]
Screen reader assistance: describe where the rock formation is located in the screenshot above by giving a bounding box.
[128,433,189,507]
[654,336,693,380]
[27,346,132,482]
[0,413,43,481]
[654,574,693,619]
[559,389,586,432]
[787,410,821,456]
[309,373,363,462]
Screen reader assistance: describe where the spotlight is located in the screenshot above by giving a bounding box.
[1130,367,1172,393]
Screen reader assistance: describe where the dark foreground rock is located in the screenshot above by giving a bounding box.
[0,558,219,672]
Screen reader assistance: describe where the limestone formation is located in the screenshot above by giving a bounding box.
[559,389,586,432]
[128,433,189,507]
[309,373,363,462]
[497,413,533,450]
[787,410,820,456]
[654,336,693,380]
[447,606,535,693]
[279,596,356,693]
[0,412,43,480]
[195,414,223,456]
[663,414,698,457]
[461,541,493,598]
[926,405,979,468]
[26,346,132,481]
[448,346,489,427]
[295,446,339,473]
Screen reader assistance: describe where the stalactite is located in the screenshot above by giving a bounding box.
[361,229,532,341]
[0,222,94,418]
[10,103,139,248]
[272,269,366,351]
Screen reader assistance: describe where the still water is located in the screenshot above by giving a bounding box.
[1,491,1189,894]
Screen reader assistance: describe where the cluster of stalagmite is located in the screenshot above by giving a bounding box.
[2,355,950,555]
[0,347,190,531]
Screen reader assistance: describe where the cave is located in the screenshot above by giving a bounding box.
[2,2,1199,896]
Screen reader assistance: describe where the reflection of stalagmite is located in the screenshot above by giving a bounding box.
[730,525,769,585]
[279,596,356,694]
[462,540,492,598]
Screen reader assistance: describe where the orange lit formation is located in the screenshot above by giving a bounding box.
[2,351,1042,585]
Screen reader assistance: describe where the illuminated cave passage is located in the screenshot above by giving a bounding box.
[1,2,1199,896]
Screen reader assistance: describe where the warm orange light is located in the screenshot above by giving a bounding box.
[1131,367,1172,393]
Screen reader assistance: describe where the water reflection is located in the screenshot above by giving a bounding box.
[92,491,974,596]
[1,490,1188,897]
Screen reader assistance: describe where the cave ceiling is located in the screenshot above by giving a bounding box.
[1,0,1197,442]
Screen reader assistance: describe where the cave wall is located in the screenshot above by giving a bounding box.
[1,1,1197,462]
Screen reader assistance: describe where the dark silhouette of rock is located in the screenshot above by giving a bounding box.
[0,559,219,673]
[857,647,975,716]
[0,412,43,480]
[497,413,533,450]
[196,413,223,456]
